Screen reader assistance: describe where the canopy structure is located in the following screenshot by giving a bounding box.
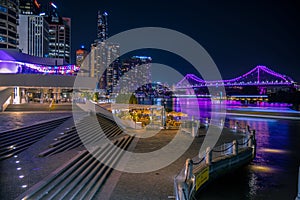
[0,49,67,66]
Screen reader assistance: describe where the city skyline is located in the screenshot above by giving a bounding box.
[32,1,300,83]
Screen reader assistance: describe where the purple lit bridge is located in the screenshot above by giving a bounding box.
[176,65,296,89]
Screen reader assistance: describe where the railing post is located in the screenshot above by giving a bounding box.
[232,140,238,155]
[206,147,212,165]
[248,134,253,147]
[246,125,251,134]
[251,130,256,158]
[251,130,256,145]
[184,158,193,181]
[234,121,239,131]
[296,166,300,200]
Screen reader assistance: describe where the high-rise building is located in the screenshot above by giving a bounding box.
[118,56,152,93]
[45,1,59,23]
[97,11,108,42]
[75,45,88,66]
[45,3,71,63]
[47,17,71,63]
[0,0,18,49]
[19,0,41,15]
[18,14,49,57]
[80,41,120,94]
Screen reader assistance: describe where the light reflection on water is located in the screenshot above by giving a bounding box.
[154,98,300,199]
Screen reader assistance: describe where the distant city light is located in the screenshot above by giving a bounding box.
[19,175,24,179]
[103,11,108,16]
[81,45,85,49]
[39,12,45,16]
[132,56,152,60]
[50,2,57,9]
[21,185,27,188]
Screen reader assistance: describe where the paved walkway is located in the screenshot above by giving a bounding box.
[0,111,245,200]
[97,127,244,200]
[0,112,72,132]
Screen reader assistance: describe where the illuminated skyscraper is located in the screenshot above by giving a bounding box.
[97,11,108,42]
[19,0,41,15]
[80,41,120,94]
[118,56,152,93]
[0,0,18,49]
[18,14,49,57]
[45,2,71,63]
[75,45,88,66]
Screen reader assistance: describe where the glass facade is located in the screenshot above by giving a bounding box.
[0,0,18,49]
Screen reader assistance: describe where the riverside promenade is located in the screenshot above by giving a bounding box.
[0,104,255,200]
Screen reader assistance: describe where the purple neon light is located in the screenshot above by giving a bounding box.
[259,66,294,82]
[176,74,205,87]
[0,59,79,75]
[176,82,293,88]
[176,65,295,88]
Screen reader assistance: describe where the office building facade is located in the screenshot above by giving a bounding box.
[44,2,71,63]
[18,14,49,57]
[79,41,120,94]
[0,0,18,49]
[47,17,71,63]
[75,45,88,66]
[118,56,152,93]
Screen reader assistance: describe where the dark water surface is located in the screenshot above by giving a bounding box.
[160,98,300,200]
[200,117,300,200]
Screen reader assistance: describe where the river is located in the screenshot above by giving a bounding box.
[154,97,300,200]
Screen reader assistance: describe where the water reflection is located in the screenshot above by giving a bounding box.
[156,98,300,199]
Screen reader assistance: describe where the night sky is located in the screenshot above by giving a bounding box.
[40,0,300,82]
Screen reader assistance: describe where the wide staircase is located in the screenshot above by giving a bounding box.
[0,116,71,160]
[38,113,125,157]
[17,113,134,200]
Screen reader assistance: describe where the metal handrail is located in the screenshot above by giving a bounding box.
[174,123,256,200]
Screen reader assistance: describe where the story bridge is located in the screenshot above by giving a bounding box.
[176,65,296,89]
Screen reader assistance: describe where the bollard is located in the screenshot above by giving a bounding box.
[206,147,212,165]
[234,121,239,131]
[232,140,238,155]
[192,121,199,137]
[220,119,224,126]
[296,166,300,200]
[205,117,209,127]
